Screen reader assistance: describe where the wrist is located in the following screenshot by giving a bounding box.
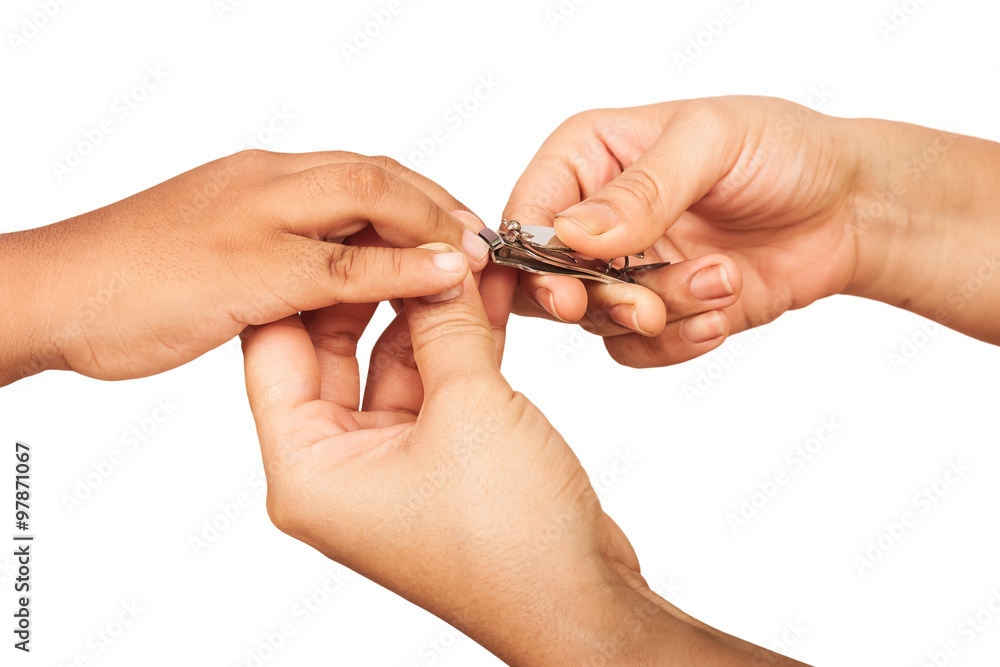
[843,117,946,301]
[843,118,1000,341]
[436,553,759,666]
[445,557,671,666]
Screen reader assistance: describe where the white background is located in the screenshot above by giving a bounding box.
[3,0,1000,665]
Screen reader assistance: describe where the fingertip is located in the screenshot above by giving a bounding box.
[430,250,469,274]
[555,202,618,236]
[415,243,471,302]
[551,214,624,259]
[678,309,729,345]
[635,290,667,337]
[418,242,470,279]
[614,282,667,336]
[243,315,305,344]
[451,209,485,231]
[724,258,744,300]
[522,274,589,322]
[411,254,479,305]
[686,254,743,303]
[583,281,666,337]
[553,202,659,259]
[552,214,598,255]
[533,287,561,321]
[448,211,491,271]
[461,230,490,270]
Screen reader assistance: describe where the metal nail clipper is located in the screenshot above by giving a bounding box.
[478,219,671,284]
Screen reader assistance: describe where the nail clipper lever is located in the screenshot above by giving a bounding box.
[478,220,670,284]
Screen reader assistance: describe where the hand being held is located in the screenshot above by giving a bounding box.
[2,150,489,383]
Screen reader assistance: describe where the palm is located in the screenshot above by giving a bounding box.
[643,98,858,333]
[258,293,642,585]
[655,207,855,333]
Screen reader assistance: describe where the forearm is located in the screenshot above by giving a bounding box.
[0,228,63,385]
[845,118,1000,343]
[431,559,808,666]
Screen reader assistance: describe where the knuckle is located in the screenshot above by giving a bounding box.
[232,148,273,165]
[386,247,405,282]
[423,318,489,345]
[687,96,729,124]
[293,162,396,210]
[371,329,416,372]
[365,154,406,176]
[612,167,662,212]
[294,163,346,201]
[684,97,738,144]
[326,243,362,289]
[344,162,391,209]
[413,317,494,364]
[415,199,450,242]
[327,149,359,162]
[559,109,601,134]
[312,329,361,358]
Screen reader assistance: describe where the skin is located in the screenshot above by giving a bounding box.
[242,258,807,666]
[0,150,490,385]
[8,96,1000,662]
[504,96,1000,367]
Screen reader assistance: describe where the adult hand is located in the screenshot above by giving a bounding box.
[504,96,863,367]
[0,150,490,384]
[242,255,807,666]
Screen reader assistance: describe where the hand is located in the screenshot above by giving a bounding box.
[242,256,808,666]
[504,96,863,367]
[0,150,490,384]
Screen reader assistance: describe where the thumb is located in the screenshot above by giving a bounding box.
[552,107,741,259]
[269,237,471,315]
[402,243,507,395]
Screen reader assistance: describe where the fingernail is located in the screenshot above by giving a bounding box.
[534,287,567,322]
[431,251,466,273]
[421,284,463,304]
[609,303,651,335]
[462,229,490,264]
[679,311,725,344]
[555,202,617,235]
[689,264,734,301]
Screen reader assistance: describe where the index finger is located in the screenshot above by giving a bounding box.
[262,150,473,216]
[502,113,626,228]
[501,120,619,323]
[503,110,662,323]
[263,162,466,248]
